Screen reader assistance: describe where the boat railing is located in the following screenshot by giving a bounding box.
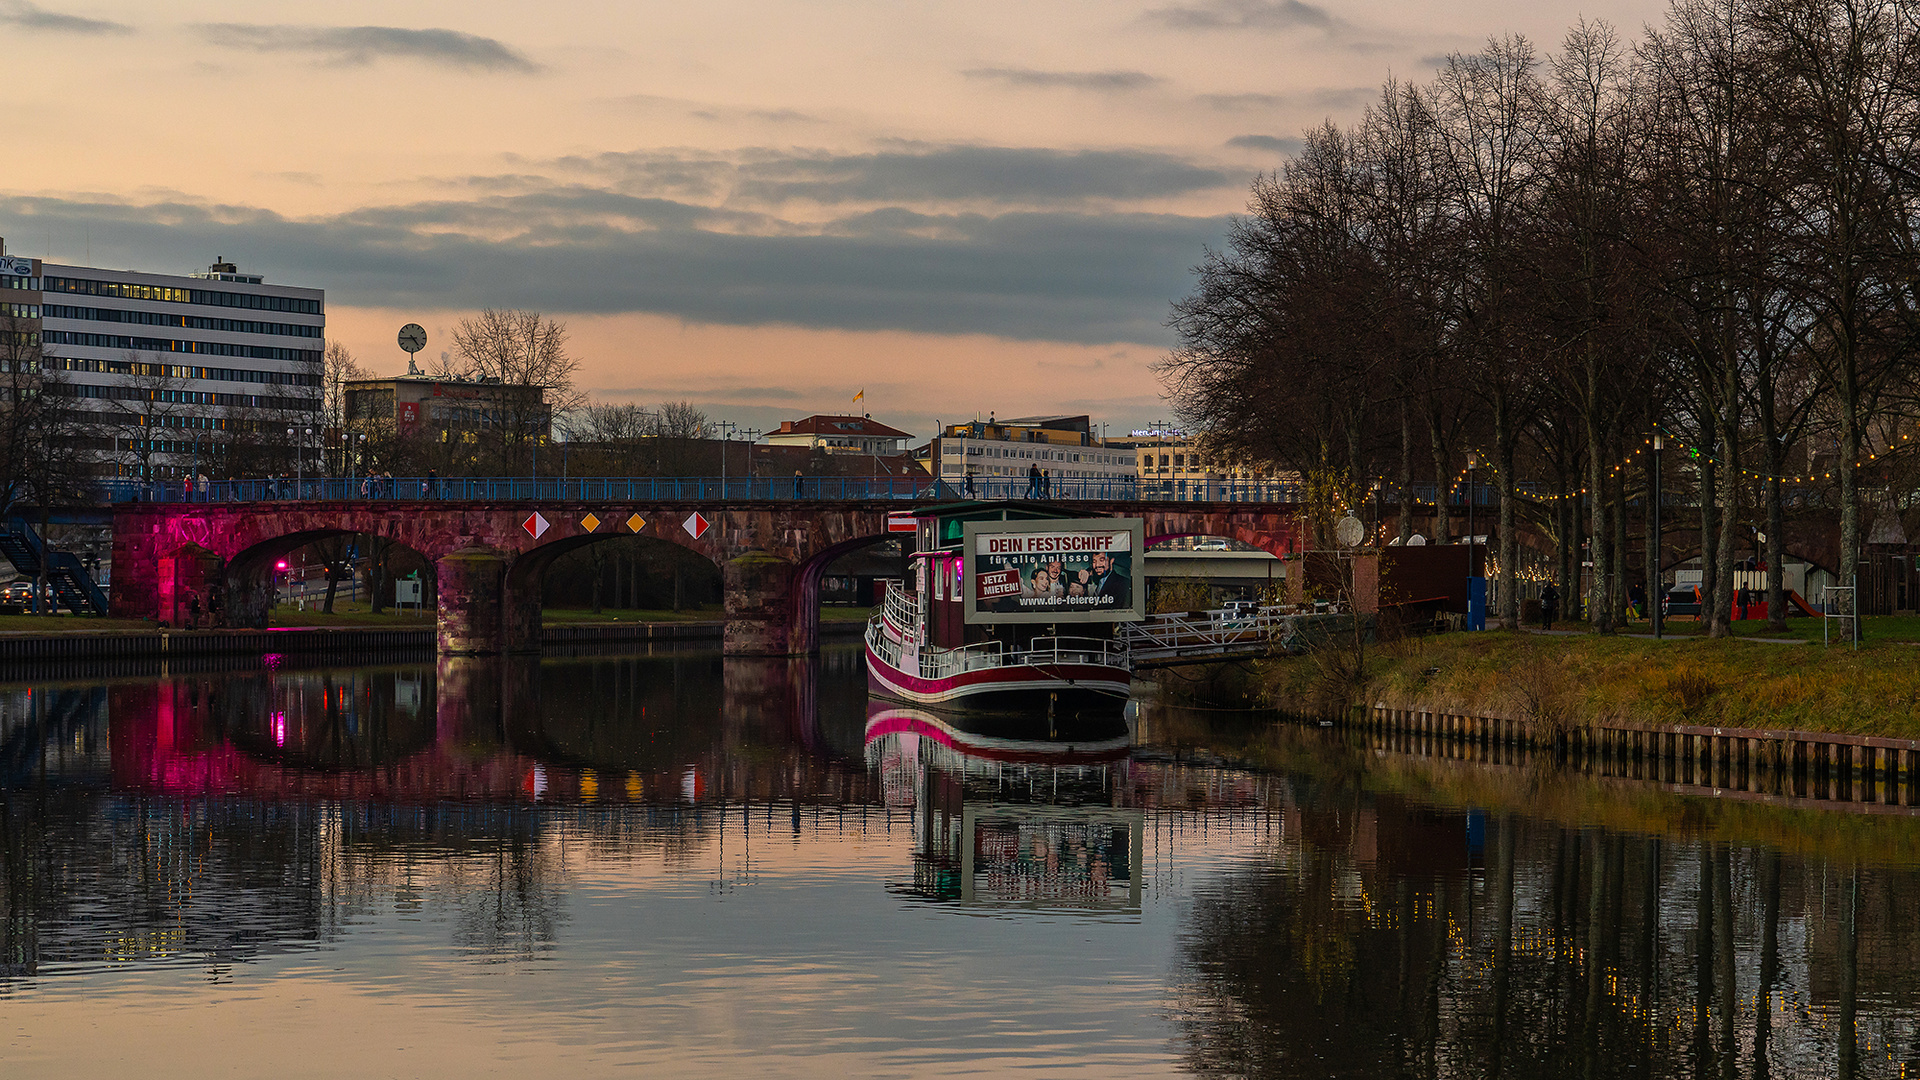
[1021,636,1127,668]
[924,640,1007,679]
[881,586,921,636]
[865,613,905,672]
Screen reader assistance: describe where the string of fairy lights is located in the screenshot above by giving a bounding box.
[1367,424,1917,506]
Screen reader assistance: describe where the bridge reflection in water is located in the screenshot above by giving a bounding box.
[3,658,1920,1078]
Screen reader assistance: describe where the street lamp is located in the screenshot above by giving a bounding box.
[1651,431,1664,639]
[716,420,735,497]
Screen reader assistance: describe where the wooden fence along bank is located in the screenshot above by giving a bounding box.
[1364,702,1920,816]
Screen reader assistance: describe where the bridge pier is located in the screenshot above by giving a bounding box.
[224,559,273,629]
[723,550,816,656]
[437,548,509,655]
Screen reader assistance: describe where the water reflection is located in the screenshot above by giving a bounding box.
[0,655,1917,1078]
[865,701,1142,910]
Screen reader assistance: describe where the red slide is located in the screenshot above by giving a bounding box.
[1785,590,1823,618]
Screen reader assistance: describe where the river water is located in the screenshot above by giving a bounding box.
[2,643,1917,1078]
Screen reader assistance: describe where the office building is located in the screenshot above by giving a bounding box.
[922,414,1136,490]
[0,245,325,479]
[1121,426,1297,501]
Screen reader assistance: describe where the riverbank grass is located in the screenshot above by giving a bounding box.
[1276,627,1920,739]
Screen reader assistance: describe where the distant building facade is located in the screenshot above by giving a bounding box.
[1118,426,1297,501]
[0,247,325,478]
[764,414,912,456]
[344,372,550,443]
[922,414,1135,490]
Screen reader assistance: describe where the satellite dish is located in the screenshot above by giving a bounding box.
[398,323,428,354]
[1407,534,1427,546]
[1335,515,1365,548]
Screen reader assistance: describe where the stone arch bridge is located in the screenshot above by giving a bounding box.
[110,499,1302,655]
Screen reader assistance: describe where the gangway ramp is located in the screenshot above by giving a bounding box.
[1121,606,1301,667]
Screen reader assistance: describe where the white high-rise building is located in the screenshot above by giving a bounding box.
[0,248,325,479]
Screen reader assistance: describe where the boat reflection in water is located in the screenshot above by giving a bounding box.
[864,700,1143,911]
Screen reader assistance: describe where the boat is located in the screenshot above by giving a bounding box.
[864,508,1139,714]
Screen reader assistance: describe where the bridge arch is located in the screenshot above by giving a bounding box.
[499,532,728,652]
[224,529,436,629]
[784,531,900,655]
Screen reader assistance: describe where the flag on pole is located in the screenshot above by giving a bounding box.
[853,389,864,404]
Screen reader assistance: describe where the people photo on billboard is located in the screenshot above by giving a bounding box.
[964,519,1145,623]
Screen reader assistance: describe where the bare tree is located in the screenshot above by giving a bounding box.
[450,309,583,476]
[322,341,368,474]
[102,352,201,482]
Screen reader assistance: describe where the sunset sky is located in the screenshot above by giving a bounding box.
[1,0,1667,439]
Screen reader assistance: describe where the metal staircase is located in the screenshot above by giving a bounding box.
[0,517,109,614]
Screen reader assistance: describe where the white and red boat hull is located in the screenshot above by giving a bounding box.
[865,636,1130,712]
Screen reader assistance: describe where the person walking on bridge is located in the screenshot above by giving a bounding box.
[1026,462,1041,499]
[794,470,804,499]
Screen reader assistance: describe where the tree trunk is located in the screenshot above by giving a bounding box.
[1495,402,1518,630]
[1398,399,1415,544]
[34,508,49,616]
[1428,418,1452,545]
[1586,366,1611,634]
[1610,458,1629,626]
[590,545,604,614]
[1645,443,1662,629]
[1558,464,1576,623]
[1839,391,1862,633]
[369,538,392,615]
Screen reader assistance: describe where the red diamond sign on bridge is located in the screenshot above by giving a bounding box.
[682,512,711,539]
[521,512,550,539]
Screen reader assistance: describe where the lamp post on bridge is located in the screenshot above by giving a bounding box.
[716,420,735,498]
[288,426,311,493]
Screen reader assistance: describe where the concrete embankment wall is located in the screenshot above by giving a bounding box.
[0,619,864,669]
[1359,701,1920,814]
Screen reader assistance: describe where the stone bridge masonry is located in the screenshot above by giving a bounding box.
[110,499,1300,656]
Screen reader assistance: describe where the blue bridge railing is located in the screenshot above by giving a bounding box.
[99,475,1307,505]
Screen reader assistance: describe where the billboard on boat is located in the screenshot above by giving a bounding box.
[963,518,1146,624]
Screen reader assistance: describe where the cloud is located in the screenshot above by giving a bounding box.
[525,144,1233,208]
[1144,0,1340,31]
[731,146,1232,205]
[1225,135,1302,154]
[1198,87,1372,112]
[962,67,1160,91]
[0,1,130,34]
[198,24,537,72]
[0,189,1227,345]
[1197,92,1284,111]
[746,109,821,124]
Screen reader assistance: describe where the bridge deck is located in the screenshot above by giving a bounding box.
[101,475,1303,506]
